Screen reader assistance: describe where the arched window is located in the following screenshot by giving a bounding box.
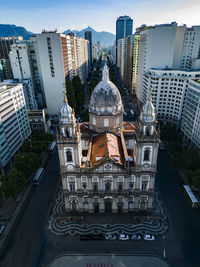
[105,182,111,192]
[66,150,72,162]
[143,148,150,161]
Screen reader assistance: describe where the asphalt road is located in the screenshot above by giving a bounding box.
[0,150,60,267]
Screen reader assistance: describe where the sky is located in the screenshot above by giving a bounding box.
[1,0,200,34]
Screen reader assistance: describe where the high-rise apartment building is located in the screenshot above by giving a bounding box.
[0,36,23,80]
[116,16,133,63]
[143,69,200,125]
[136,22,200,102]
[84,31,93,68]
[117,35,134,91]
[181,80,200,149]
[0,82,31,172]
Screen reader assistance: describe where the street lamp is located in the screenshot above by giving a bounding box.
[0,181,5,200]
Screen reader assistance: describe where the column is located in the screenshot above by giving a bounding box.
[112,197,118,213]
[88,198,94,213]
[99,197,105,213]
[64,196,70,212]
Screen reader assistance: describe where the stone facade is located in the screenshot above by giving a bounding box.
[57,65,159,214]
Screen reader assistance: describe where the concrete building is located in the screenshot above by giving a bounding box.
[0,36,23,80]
[57,64,159,213]
[27,109,50,133]
[0,82,31,173]
[116,16,133,64]
[181,79,200,149]
[136,23,200,102]
[117,35,134,91]
[84,31,93,68]
[142,69,200,125]
[132,33,140,94]
[35,31,73,115]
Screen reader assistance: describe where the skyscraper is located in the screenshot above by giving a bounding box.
[116,16,133,63]
[84,31,93,69]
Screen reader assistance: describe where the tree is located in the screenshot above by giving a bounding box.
[72,76,85,114]
[15,152,42,178]
[188,169,200,190]
[66,80,76,109]
[0,169,26,199]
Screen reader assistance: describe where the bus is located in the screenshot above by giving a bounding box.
[33,168,44,185]
[48,141,56,152]
[183,185,199,208]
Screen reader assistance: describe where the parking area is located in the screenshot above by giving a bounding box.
[48,254,170,267]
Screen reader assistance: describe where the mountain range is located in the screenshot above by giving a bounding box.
[0,24,33,39]
[64,26,115,47]
[0,24,115,47]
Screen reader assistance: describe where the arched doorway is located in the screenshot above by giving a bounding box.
[105,200,112,213]
[94,204,99,213]
[139,201,147,211]
[71,200,77,212]
[118,204,123,213]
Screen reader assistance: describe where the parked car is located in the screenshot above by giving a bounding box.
[144,234,155,241]
[91,234,104,240]
[105,233,117,240]
[123,111,128,116]
[130,110,135,115]
[80,235,93,240]
[119,234,129,240]
[130,234,142,240]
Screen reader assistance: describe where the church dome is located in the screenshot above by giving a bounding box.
[89,80,123,116]
[140,97,155,122]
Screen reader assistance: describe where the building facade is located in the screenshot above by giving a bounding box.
[116,16,133,64]
[181,79,200,149]
[142,69,200,125]
[27,109,50,133]
[57,65,159,213]
[84,31,93,69]
[0,82,31,172]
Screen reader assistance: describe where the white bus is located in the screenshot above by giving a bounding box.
[33,168,44,185]
[48,141,56,152]
[183,185,199,208]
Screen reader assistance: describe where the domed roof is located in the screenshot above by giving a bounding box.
[60,94,73,123]
[89,65,123,116]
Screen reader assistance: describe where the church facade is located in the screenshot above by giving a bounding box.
[57,65,160,213]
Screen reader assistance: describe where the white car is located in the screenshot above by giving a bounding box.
[123,111,128,116]
[119,234,129,240]
[130,110,135,115]
[105,233,117,240]
[144,234,155,241]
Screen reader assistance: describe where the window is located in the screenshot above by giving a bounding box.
[82,183,87,190]
[65,128,70,137]
[104,119,109,127]
[105,182,111,192]
[69,182,75,191]
[66,150,72,162]
[143,148,150,161]
[118,183,123,192]
[93,117,96,125]
[141,181,148,191]
[93,183,98,192]
[116,117,120,125]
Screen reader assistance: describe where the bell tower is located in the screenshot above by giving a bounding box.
[57,94,82,171]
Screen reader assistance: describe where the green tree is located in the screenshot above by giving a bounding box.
[0,169,26,198]
[15,152,42,178]
[188,169,200,190]
[66,80,76,109]
[72,76,85,114]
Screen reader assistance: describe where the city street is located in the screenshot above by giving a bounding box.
[0,150,60,267]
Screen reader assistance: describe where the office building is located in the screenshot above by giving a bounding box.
[27,109,50,133]
[181,80,200,149]
[57,64,159,213]
[0,83,31,172]
[116,16,133,63]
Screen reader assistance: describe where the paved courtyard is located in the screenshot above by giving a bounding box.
[48,186,168,236]
[48,254,171,267]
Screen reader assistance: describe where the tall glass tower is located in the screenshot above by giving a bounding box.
[116,15,133,63]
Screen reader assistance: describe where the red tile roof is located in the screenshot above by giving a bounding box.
[91,133,124,166]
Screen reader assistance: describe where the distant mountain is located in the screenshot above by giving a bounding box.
[0,24,34,39]
[64,26,115,47]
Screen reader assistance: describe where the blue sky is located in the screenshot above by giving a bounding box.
[1,0,200,34]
